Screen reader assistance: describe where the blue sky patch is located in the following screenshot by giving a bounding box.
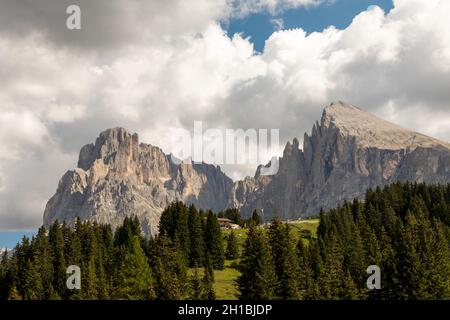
[225,0,394,52]
[0,231,37,250]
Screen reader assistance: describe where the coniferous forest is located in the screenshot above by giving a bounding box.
[0,182,449,300]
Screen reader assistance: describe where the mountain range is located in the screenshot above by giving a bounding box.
[44,102,450,236]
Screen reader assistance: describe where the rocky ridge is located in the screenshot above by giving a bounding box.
[231,102,450,219]
[44,102,450,234]
[43,128,233,236]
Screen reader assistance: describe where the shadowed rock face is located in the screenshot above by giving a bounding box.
[231,102,450,220]
[44,102,450,235]
[43,127,233,237]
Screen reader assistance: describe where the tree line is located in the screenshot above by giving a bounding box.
[0,203,230,300]
[238,182,450,299]
[1,182,449,300]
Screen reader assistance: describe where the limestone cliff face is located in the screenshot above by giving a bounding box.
[44,102,450,233]
[232,102,450,219]
[43,127,233,236]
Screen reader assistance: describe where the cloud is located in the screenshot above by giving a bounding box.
[229,0,322,18]
[271,18,285,31]
[0,111,50,160]
[219,1,450,144]
[1,0,450,230]
[0,0,230,51]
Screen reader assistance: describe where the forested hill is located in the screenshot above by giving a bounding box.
[1,182,450,300]
[264,182,450,300]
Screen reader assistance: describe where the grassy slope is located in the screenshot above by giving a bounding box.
[208,219,320,300]
[213,259,241,299]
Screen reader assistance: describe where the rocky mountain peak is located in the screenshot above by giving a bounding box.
[44,103,450,235]
[44,127,233,237]
[233,102,450,219]
[77,127,140,171]
[320,101,450,151]
[283,138,300,157]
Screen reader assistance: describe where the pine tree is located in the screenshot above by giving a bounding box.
[268,216,301,299]
[364,227,382,267]
[85,255,99,299]
[14,236,31,298]
[33,226,55,299]
[97,225,114,299]
[205,211,225,270]
[318,228,344,300]
[428,219,450,299]
[250,210,261,226]
[225,231,239,260]
[202,255,216,300]
[114,236,155,300]
[395,212,422,299]
[22,259,43,300]
[152,235,188,300]
[0,250,9,300]
[159,203,177,237]
[173,203,190,261]
[296,239,312,298]
[309,239,324,280]
[48,221,67,297]
[188,205,205,267]
[379,227,398,300]
[341,271,359,300]
[114,216,140,248]
[238,225,278,299]
[189,266,203,300]
[317,208,328,238]
[345,225,366,294]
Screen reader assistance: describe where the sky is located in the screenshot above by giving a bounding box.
[226,0,394,52]
[1,0,450,237]
[0,231,37,251]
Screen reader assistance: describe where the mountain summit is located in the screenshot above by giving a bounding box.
[231,101,450,219]
[44,103,450,233]
[322,101,450,150]
[44,127,233,236]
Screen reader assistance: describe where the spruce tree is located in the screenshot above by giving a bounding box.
[189,205,206,267]
[345,225,366,294]
[250,210,261,226]
[394,212,422,299]
[341,271,359,300]
[428,220,450,299]
[318,228,344,300]
[225,231,239,260]
[48,221,67,297]
[33,226,55,299]
[202,255,216,300]
[268,216,301,299]
[205,211,225,270]
[22,259,43,300]
[0,250,9,299]
[189,266,203,300]
[85,255,99,299]
[152,235,188,300]
[296,239,312,298]
[238,225,278,299]
[114,236,155,300]
[379,227,398,300]
[173,203,190,261]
